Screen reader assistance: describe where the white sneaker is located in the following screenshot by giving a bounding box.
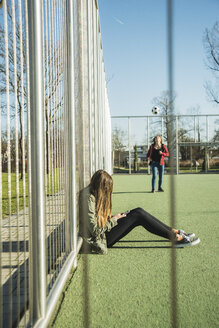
[174,235,200,248]
[179,229,195,238]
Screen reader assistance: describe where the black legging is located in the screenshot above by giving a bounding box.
[106,207,174,248]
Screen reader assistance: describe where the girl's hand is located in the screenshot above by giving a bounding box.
[113,213,127,220]
[159,151,163,155]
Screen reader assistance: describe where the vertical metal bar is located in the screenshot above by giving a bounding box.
[206,115,209,142]
[56,0,60,273]
[205,146,208,173]
[64,0,69,259]
[58,0,63,261]
[50,0,55,284]
[48,0,53,284]
[100,55,102,169]
[60,0,65,260]
[44,0,49,285]
[42,1,49,292]
[102,66,104,169]
[128,117,131,174]
[18,0,28,323]
[57,0,62,274]
[0,73,2,328]
[80,1,90,327]
[66,0,77,257]
[44,0,48,200]
[56,0,61,268]
[11,0,21,324]
[194,116,196,142]
[27,0,47,324]
[62,0,66,256]
[147,116,150,174]
[206,116,209,172]
[61,0,66,257]
[97,34,100,169]
[96,21,99,169]
[51,0,57,287]
[97,21,100,169]
[112,149,114,174]
[57,0,61,255]
[94,8,98,170]
[25,1,32,325]
[101,67,104,170]
[91,0,95,174]
[176,116,179,175]
[53,0,58,276]
[87,0,93,176]
[92,1,96,169]
[190,147,193,172]
[3,2,12,326]
[167,1,178,327]
[50,0,55,278]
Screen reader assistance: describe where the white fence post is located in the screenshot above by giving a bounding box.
[27,0,47,324]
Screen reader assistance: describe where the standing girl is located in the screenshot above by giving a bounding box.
[147,135,169,193]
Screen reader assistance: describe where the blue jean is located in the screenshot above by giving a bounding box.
[151,161,164,190]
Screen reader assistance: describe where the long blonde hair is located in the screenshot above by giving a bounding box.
[90,170,113,228]
[153,135,163,145]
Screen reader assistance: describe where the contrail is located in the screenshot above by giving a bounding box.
[113,16,124,25]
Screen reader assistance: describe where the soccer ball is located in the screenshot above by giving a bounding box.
[152,106,160,115]
[152,106,160,114]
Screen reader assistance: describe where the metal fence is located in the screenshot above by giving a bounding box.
[0,0,111,327]
[111,114,219,174]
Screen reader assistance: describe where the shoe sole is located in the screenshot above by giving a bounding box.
[174,237,200,248]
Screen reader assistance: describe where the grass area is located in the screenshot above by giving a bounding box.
[51,174,218,327]
[1,169,64,217]
[1,173,29,216]
[51,174,219,328]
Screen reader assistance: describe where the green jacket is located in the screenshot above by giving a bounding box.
[79,186,118,254]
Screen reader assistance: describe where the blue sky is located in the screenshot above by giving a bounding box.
[98,0,219,117]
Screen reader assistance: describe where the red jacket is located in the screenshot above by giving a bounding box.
[147,144,169,165]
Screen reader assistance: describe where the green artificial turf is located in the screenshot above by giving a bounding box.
[52,174,219,328]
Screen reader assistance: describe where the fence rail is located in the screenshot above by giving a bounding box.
[0,0,111,327]
[111,114,219,175]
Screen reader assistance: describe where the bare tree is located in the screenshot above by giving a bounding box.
[1,129,18,172]
[0,2,64,177]
[152,90,176,147]
[112,127,126,151]
[203,21,219,105]
[112,127,126,169]
[0,4,27,178]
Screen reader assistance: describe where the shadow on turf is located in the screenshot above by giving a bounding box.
[111,239,173,249]
[113,191,152,194]
[112,245,172,249]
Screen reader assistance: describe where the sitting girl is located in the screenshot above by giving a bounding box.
[80,170,200,254]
